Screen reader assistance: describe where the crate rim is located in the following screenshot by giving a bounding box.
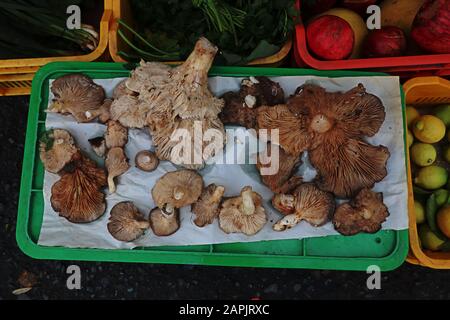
[17,61,409,271]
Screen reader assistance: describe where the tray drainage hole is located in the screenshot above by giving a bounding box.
[375,237,382,244]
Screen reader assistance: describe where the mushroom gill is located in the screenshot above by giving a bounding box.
[39,129,79,174]
[192,184,225,227]
[107,202,149,242]
[105,147,130,193]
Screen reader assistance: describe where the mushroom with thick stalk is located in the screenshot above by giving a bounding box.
[333,188,389,236]
[107,202,150,242]
[105,147,130,193]
[149,204,180,236]
[48,74,106,123]
[152,170,203,209]
[104,120,128,149]
[88,136,106,158]
[257,83,389,198]
[50,152,107,223]
[219,186,267,236]
[272,183,335,231]
[39,129,79,174]
[219,76,285,129]
[191,184,225,227]
[135,150,159,172]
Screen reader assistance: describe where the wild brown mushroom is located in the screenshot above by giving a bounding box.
[218,186,267,236]
[272,183,335,231]
[50,152,107,223]
[219,76,285,128]
[110,38,226,169]
[152,169,203,209]
[333,188,389,236]
[112,79,136,100]
[135,150,159,172]
[85,98,112,124]
[39,129,79,174]
[191,184,225,227]
[149,204,180,236]
[104,120,128,149]
[257,83,389,198]
[48,74,106,122]
[105,147,130,193]
[88,137,106,158]
[107,202,150,242]
[256,143,303,194]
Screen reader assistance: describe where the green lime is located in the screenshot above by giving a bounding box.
[434,104,450,127]
[419,224,446,251]
[414,166,448,190]
[414,200,426,224]
[435,189,450,207]
[406,106,420,128]
[410,143,437,167]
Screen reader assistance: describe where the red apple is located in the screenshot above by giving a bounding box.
[411,0,450,54]
[363,26,407,58]
[306,15,355,60]
[341,0,378,16]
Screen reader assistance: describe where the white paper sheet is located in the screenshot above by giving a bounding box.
[38,75,408,249]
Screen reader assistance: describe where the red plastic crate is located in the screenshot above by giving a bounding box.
[294,0,450,75]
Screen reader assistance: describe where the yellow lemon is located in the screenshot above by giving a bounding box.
[437,205,450,239]
[414,200,425,224]
[414,165,448,190]
[413,115,446,143]
[418,224,445,251]
[410,143,437,167]
[407,129,414,148]
[406,106,420,127]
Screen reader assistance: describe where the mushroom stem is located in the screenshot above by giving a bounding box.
[182,37,217,86]
[209,186,225,203]
[273,214,302,231]
[272,194,296,215]
[310,114,333,133]
[162,203,175,217]
[173,187,185,201]
[135,220,150,229]
[108,176,116,193]
[240,188,256,216]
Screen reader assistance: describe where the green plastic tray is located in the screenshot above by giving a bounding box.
[17,62,409,271]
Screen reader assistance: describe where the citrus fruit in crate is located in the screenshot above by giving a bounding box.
[434,104,450,127]
[419,224,446,251]
[406,106,420,127]
[415,200,426,224]
[413,115,446,143]
[437,205,450,238]
[410,143,437,167]
[414,165,448,190]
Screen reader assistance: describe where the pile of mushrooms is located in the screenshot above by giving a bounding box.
[40,129,107,223]
[110,37,226,169]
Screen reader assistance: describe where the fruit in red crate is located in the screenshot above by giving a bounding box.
[363,26,407,57]
[306,15,355,60]
[302,0,337,16]
[381,0,426,35]
[411,0,450,54]
[341,0,378,16]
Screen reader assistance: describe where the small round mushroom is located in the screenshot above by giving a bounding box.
[107,202,150,242]
[135,150,159,172]
[218,186,267,236]
[149,204,180,236]
[333,188,389,236]
[39,129,79,174]
[48,74,106,123]
[105,120,128,149]
[272,183,335,231]
[191,184,225,227]
[152,170,203,208]
[88,136,106,158]
[105,147,130,193]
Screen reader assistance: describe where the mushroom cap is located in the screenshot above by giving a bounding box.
[152,170,203,208]
[39,129,79,174]
[49,74,106,122]
[110,95,151,128]
[191,184,225,227]
[112,79,136,100]
[107,202,149,242]
[149,206,180,236]
[135,150,159,172]
[126,61,172,93]
[105,147,130,193]
[88,136,106,158]
[333,188,389,236]
[256,143,303,194]
[218,186,267,236]
[105,120,128,149]
[50,153,107,223]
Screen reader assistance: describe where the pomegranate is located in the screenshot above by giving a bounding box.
[363,26,408,58]
[411,0,450,54]
[306,15,355,60]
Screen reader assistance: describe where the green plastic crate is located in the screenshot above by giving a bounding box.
[17,61,409,271]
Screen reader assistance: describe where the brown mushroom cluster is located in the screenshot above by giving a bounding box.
[40,129,107,223]
[110,37,226,169]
